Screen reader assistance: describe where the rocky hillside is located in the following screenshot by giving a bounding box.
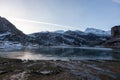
[29,30,110,46]
[0,17,27,43]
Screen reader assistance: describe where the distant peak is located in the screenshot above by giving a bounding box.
[85,28,111,36]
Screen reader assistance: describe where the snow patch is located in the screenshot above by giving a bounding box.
[0,41,23,50]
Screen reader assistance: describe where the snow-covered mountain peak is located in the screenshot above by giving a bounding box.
[85,28,111,36]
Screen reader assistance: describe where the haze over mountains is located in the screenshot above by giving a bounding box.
[0,17,111,47]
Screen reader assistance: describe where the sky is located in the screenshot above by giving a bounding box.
[0,0,120,34]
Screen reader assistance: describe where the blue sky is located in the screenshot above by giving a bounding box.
[0,0,120,34]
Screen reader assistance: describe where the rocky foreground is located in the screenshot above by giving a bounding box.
[0,57,120,80]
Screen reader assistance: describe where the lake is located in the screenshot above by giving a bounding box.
[0,47,120,60]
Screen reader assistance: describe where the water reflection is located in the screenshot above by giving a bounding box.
[0,47,120,60]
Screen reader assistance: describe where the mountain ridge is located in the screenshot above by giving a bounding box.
[0,17,111,47]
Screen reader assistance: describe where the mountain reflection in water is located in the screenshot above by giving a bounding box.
[0,47,120,60]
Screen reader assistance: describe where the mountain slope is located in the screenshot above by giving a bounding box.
[29,32,87,46]
[29,30,110,46]
[0,16,27,43]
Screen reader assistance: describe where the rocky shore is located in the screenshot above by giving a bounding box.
[0,57,120,80]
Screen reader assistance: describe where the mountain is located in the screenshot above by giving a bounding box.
[0,16,27,43]
[29,30,110,46]
[29,31,87,46]
[85,28,111,36]
[0,17,111,47]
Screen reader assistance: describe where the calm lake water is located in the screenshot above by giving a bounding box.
[0,47,120,60]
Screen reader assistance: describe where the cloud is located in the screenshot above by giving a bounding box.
[5,17,80,34]
[112,0,120,4]
[8,17,78,30]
